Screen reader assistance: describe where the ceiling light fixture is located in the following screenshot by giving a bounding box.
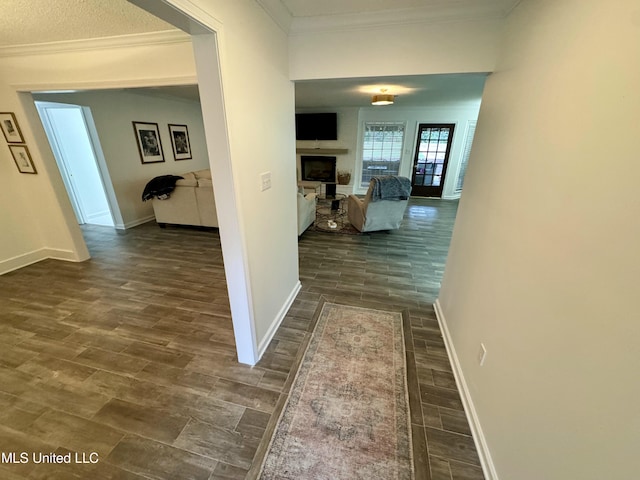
[371,88,394,106]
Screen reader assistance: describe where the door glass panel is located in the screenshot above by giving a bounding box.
[411,124,455,194]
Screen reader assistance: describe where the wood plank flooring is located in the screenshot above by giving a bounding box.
[0,197,483,480]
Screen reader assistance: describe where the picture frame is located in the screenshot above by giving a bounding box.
[9,144,37,174]
[168,124,192,161]
[132,121,165,164]
[0,112,25,143]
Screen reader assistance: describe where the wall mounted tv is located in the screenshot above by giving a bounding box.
[295,113,338,140]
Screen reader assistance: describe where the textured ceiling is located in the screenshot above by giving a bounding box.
[0,0,176,47]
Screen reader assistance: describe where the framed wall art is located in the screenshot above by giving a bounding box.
[0,112,25,143]
[9,144,37,174]
[132,121,165,164]
[168,124,192,161]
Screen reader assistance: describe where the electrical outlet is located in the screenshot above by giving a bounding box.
[260,171,271,191]
[478,343,487,366]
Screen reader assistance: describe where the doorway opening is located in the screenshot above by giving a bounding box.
[35,101,116,227]
[411,123,455,197]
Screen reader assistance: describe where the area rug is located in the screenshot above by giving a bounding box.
[313,199,362,235]
[314,211,361,235]
[258,302,414,479]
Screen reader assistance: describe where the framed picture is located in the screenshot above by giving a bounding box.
[0,112,25,143]
[168,124,192,160]
[9,145,37,174]
[132,121,165,164]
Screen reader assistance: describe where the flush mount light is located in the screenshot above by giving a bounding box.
[371,88,394,106]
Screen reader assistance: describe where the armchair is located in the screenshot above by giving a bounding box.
[347,176,410,232]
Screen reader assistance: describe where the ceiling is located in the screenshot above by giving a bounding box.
[295,74,487,108]
[0,0,502,108]
[0,0,175,47]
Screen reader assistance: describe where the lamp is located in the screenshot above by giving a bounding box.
[371,88,394,106]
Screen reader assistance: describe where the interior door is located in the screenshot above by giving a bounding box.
[36,102,114,226]
[411,124,455,197]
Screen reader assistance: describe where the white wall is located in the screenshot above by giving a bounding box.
[290,18,504,80]
[34,90,210,228]
[437,0,640,478]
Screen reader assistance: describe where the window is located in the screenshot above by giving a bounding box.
[360,122,405,188]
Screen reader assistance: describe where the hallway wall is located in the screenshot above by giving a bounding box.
[438,0,640,478]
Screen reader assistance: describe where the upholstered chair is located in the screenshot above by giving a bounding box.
[347,176,410,232]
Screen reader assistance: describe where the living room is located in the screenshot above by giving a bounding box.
[0,1,637,479]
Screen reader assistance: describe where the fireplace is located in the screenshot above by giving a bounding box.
[301,156,336,183]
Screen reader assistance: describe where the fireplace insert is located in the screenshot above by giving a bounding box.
[300,156,336,183]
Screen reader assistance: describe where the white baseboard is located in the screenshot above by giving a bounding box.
[257,281,302,359]
[0,247,81,275]
[122,215,156,229]
[442,193,461,200]
[43,248,79,262]
[434,299,499,480]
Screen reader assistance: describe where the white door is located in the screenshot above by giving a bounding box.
[36,102,114,226]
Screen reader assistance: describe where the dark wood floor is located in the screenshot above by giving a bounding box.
[0,197,483,480]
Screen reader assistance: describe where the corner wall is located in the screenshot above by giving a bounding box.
[438,0,640,478]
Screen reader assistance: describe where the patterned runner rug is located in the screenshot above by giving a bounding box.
[258,302,414,479]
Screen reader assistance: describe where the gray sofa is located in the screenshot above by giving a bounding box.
[152,169,218,227]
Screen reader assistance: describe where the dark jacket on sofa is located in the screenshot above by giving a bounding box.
[142,175,184,201]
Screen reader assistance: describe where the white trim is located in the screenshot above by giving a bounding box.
[255,0,293,33]
[442,193,461,200]
[0,248,81,275]
[289,3,517,35]
[12,76,198,94]
[434,299,499,480]
[257,281,302,360]
[122,215,156,230]
[0,30,190,58]
[45,248,80,262]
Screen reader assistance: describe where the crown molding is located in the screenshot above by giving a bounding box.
[12,76,198,94]
[289,4,513,35]
[0,30,190,58]
[255,0,294,33]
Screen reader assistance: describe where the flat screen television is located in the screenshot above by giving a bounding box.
[295,113,337,140]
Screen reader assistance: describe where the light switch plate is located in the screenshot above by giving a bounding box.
[260,171,271,191]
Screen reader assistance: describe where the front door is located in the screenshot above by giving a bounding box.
[411,124,455,197]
